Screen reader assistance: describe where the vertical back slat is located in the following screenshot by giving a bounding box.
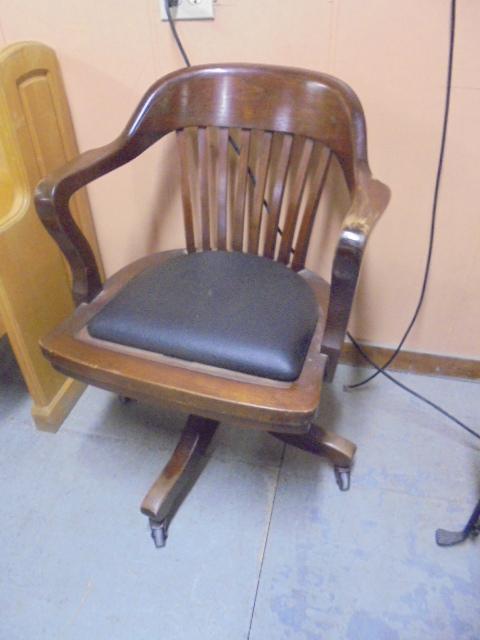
[277,137,315,264]
[231,128,252,251]
[248,130,273,254]
[216,127,229,250]
[176,128,196,252]
[291,146,332,271]
[197,126,211,250]
[178,125,332,263]
[263,133,293,259]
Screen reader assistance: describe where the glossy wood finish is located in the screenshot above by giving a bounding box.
[271,423,356,469]
[322,171,390,380]
[291,147,332,270]
[174,125,335,262]
[34,64,390,542]
[248,130,272,253]
[35,64,389,326]
[263,133,293,259]
[0,41,104,430]
[141,415,218,547]
[272,422,356,491]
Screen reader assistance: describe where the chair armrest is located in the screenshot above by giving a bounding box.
[341,166,391,235]
[322,165,390,381]
[35,136,138,305]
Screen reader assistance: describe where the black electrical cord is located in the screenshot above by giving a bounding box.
[343,0,479,444]
[347,0,456,389]
[347,332,480,442]
[345,0,480,444]
[164,0,480,444]
[164,0,191,66]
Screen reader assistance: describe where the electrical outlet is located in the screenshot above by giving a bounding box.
[160,0,214,21]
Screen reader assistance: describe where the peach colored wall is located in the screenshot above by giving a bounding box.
[1,0,479,360]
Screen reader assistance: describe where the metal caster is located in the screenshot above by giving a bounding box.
[149,519,169,548]
[334,466,351,491]
[436,498,480,547]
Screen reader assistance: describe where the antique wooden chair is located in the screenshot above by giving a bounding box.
[35,63,390,547]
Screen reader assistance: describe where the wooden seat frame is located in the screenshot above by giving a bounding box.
[35,64,390,546]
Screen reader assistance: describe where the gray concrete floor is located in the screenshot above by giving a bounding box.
[1,335,479,640]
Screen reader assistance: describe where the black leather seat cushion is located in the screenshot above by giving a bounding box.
[87,251,318,382]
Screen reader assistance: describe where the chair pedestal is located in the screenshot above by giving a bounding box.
[141,416,356,548]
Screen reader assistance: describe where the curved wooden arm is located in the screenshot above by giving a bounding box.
[34,136,144,305]
[341,165,391,236]
[322,165,390,381]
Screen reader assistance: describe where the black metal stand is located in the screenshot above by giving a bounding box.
[436,498,480,547]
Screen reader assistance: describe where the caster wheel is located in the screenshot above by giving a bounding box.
[150,520,168,548]
[334,466,351,492]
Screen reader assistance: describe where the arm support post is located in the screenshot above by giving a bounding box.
[322,165,390,381]
[34,135,148,305]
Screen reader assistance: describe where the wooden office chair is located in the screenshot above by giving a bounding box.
[35,64,390,547]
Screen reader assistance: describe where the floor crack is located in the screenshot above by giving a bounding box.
[246,444,286,639]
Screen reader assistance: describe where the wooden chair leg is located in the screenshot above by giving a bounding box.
[270,423,357,491]
[141,414,219,547]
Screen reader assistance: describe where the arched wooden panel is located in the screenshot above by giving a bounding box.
[0,41,104,430]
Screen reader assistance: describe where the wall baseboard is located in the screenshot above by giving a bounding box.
[340,342,480,381]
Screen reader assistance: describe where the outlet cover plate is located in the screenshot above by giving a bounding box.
[160,0,214,21]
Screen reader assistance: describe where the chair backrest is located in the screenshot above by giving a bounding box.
[120,64,369,270]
